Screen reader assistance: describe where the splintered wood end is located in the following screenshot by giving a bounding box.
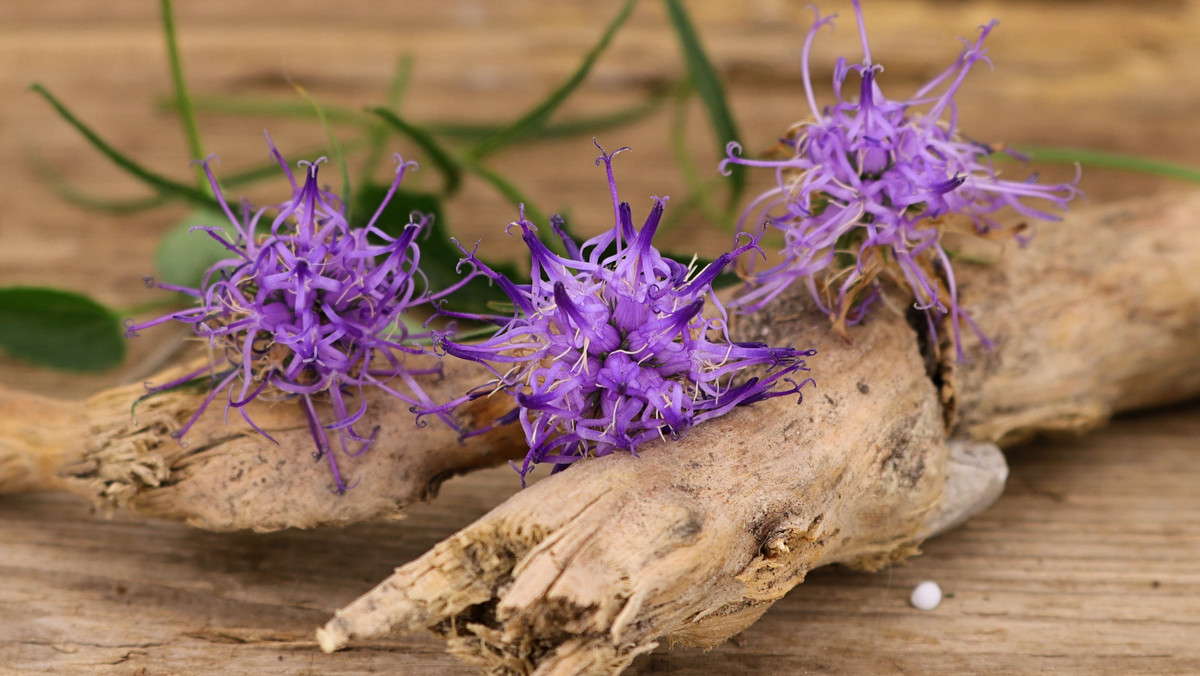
[54,356,526,531]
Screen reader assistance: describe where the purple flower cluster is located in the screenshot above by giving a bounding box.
[127,138,471,492]
[721,0,1079,354]
[429,144,815,481]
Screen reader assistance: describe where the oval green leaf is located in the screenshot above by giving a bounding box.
[155,208,236,288]
[0,286,126,372]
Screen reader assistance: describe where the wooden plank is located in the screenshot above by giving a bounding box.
[1,0,1198,673]
[1,403,1197,675]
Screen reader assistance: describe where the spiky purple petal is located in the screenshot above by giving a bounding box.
[127,136,468,492]
[722,1,1079,357]
[433,142,815,483]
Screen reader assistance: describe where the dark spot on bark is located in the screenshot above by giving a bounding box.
[670,482,699,499]
[880,413,927,489]
[671,513,703,541]
[857,382,870,394]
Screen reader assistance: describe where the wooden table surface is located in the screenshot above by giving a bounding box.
[2,1,1198,674]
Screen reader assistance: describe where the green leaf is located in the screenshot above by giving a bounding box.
[466,0,640,161]
[661,0,744,208]
[29,83,220,211]
[350,183,525,315]
[369,107,463,194]
[0,287,126,372]
[155,209,237,288]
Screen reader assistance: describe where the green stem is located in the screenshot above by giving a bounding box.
[296,85,352,218]
[668,86,733,232]
[30,83,218,210]
[1015,146,1200,184]
[460,160,550,234]
[362,54,415,181]
[429,86,671,143]
[160,0,206,190]
[662,0,743,210]
[175,90,672,146]
[119,297,184,317]
[369,107,462,194]
[166,95,372,125]
[223,137,370,187]
[466,0,640,161]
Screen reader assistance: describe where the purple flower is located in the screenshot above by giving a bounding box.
[721,0,1079,355]
[126,137,473,492]
[428,143,815,482]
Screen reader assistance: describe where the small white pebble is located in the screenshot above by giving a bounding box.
[910,581,943,610]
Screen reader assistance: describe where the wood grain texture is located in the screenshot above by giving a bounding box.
[2,403,1198,675]
[1,0,1198,674]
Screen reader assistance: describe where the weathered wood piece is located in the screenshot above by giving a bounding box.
[318,193,1200,674]
[0,357,524,531]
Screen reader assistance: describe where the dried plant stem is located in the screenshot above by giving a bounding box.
[318,191,1200,674]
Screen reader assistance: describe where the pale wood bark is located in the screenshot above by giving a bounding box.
[0,386,86,493]
[318,192,1200,674]
[946,194,1200,443]
[0,357,525,531]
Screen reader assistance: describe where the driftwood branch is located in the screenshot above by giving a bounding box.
[0,358,524,531]
[317,192,1200,674]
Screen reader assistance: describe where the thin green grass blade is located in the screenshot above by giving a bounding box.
[466,0,640,161]
[222,137,370,188]
[131,369,230,417]
[661,0,743,209]
[295,84,352,219]
[29,83,219,210]
[180,87,670,146]
[429,84,671,143]
[167,95,372,126]
[362,54,415,181]
[159,0,206,190]
[460,160,555,250]
[1014,146,1200,184]
[369,107,463,194]
[667,85,734,232]
[29,151,169,214]
[29,139,368,216]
